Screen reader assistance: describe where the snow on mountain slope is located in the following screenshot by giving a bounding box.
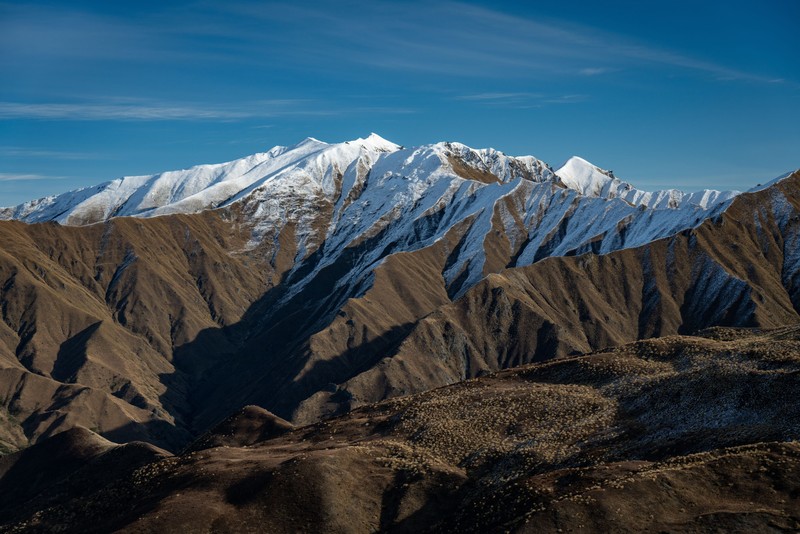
[0,134,400,225]
[556,156,739,209]
[1,135,734,227]
[212,138,741,312]
[0,134,745,306]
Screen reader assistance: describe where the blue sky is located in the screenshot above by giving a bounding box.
[1,0,798,206]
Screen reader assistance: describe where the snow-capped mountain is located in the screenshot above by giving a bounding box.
[0,134,400,225]
[555,156,738,209]
[1,134,734,226]
[0,133,742,304]
[0,133,798,459]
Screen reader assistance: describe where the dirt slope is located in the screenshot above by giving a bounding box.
[0,171,798,453]
[0,209,275,451]
[1,326,799,532]
[294,173,800,420]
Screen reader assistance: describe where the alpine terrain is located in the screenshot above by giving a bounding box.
[0,134,798,532]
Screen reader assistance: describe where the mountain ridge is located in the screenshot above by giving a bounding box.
[0,134,741,226]
[0,135,796,456]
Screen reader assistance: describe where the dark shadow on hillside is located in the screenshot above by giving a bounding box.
[101,418,191,453]
[51,322,101,382]
[156,217,423,444]
[250,321,416,420]
[151,177,800,448]
[0,428,172,528]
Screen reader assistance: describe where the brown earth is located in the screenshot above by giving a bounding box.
[290,172,800,420]
[1,326,799,532]
[0,168,798,457]
[0,209,279,451]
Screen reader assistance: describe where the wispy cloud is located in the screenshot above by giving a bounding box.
[457,93,543,101]
[1,1,784,86]
[206,1,783,84]
[579,67,613,76]
[458,92,587,108]
[0,100,338,121]
[612,44,767,82]
[0,173,67,182]
[0,147,100,159]
[544,94,588,104]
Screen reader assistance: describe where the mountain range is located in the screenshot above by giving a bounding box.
[0,134,798,531]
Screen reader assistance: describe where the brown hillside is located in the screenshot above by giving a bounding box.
[0,171,798,454]
[1,327,799,532]
[0,209,275,451]
[295,172,800,420]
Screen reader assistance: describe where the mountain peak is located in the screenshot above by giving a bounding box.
[555,155,738,209]
[348,132,401,152]
[556,156,617,192]
[292,136,328,149]
[0,137,744,226]
[560,155,594,167]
